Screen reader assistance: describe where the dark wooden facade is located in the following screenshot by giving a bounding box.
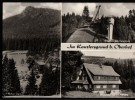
[71,63,122,93]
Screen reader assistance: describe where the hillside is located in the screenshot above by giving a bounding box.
[82,56,135,65]
[3,6,61,39]
[3,6,61,51]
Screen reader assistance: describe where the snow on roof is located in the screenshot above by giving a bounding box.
[83,63,122,85]
[36,61,45,65]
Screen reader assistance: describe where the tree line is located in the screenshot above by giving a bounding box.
[25,53,60,96]
[104,59,135,92]
[2,53,60,96]
[2,54,21,96]
[3,37,60,55]
[62,51,83,93]
[25,66,60,96]
[62,12,90,42]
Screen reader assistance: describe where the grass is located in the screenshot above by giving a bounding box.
[62,90,135,98]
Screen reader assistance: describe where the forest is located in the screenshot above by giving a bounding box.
[2,6,61,96]
[62,8,135,42]
[103,59,135,92]
[3,37,60,55]
[62,51,135,94]
[2,53,60,96]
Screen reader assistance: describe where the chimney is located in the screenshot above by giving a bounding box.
[107,17,115,41]
[98,63,103,69]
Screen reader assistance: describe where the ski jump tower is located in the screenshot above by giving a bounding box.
[91,5,115,41]
[107,16,115,41]
[92,5,101,22]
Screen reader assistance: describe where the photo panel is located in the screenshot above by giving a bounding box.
[61,50,135,98]
[62,3,135,43]
[2,2,61,98]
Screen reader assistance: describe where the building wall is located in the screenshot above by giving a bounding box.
[93,84,119,91]
[93,75,119,81]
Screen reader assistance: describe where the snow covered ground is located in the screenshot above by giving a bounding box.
[16,64,29,93]
[4,94,61,98]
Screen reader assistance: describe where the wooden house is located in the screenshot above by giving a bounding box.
[35,61,46,74]
[71,63,122,95]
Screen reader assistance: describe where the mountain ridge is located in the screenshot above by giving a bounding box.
[3,6,61,39]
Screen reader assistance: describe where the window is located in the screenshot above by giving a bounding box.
[103,85,107,88]
[96,85,101,88]
[112,85,116,88]
[97,76,100,80]
[89,85,92,88]
[115,77,118,80]
[84,76,87,80]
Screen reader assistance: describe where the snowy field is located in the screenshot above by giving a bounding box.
[4,94,61,98]
[62,90,135,98]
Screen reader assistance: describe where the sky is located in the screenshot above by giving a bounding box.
[81,51,135,59]
[62,3,135,17]
[3,3,62,19]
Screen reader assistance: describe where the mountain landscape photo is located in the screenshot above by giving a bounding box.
[2,3,61,97]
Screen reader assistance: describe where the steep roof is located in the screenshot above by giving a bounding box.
[36,61,45,65]
[83,63,122,84]
[83,63,120,76]
[71,80,89,85]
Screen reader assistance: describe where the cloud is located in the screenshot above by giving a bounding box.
[3,3,62,19]
[40,3,62,10]
[3,3,25,19]
[62,3,135,17]
[98,3,135,17]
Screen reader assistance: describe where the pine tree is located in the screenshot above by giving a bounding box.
[2,55,21,96]
[55,67,60,94]
[8,58,21,95]
[2,54,10,96]
[82,6,89,22]
[39,67,52,95]
[25,69,37,95]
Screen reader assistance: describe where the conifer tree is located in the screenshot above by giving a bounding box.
[2,55,21,95]
[25,69,37,95]
[39,67,52,95]
[82,6,90,22]
[8,58,21,95]
[2,54,10,96]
